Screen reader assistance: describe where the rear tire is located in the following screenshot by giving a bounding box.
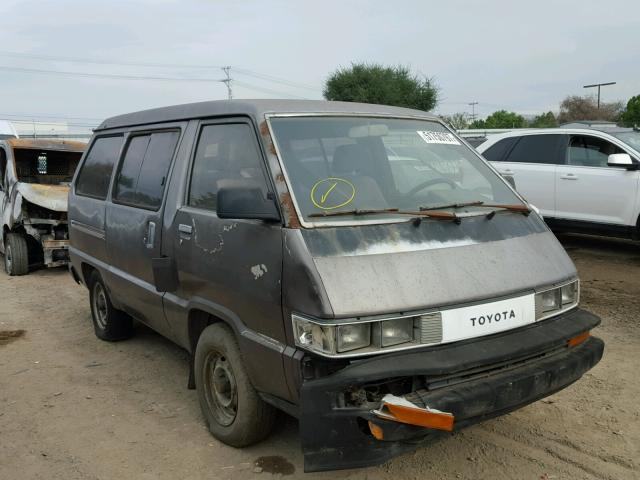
[195,323,276,447]
[4,233,29,276]
[88,270,133,341]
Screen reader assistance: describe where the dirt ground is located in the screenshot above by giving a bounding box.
[1,234,639,480]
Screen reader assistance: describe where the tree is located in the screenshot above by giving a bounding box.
[557,95,624,124]
[440,112,469,130]
[470,110,525,129]
[323,63,438,111]
[529,111,557,128]
[620,95,640,127]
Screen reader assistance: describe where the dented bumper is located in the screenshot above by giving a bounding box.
[299,308,603,472]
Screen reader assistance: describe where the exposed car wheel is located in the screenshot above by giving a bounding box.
[4,233,29,276]
[88,270,133,341]
[195,323,276,447]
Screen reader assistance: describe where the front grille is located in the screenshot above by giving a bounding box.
[418,313,443,345]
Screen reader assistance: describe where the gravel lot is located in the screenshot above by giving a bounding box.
[1,234,638,480]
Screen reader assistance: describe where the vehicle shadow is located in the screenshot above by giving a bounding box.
[556,232,640,258]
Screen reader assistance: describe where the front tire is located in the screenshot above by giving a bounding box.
[4,233,29,276]
[88,271,133,341]
[195,323,276,447]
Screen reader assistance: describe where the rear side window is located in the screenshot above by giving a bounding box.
[482,137,518,162]
[75,135,123,199]
[188,123,268,211]
[113,130,180,210]
[568,135,625,167]
[504,134,565,164]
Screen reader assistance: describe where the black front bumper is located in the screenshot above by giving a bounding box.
[299,308,604,472]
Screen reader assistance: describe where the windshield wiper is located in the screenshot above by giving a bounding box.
[420,201,530,216]
[309,207,460,223]
[419,201,484,211]
[480,203,530,215]
[308,208,400,218]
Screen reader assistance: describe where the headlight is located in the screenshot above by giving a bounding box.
[538,289,561,313]
[292,314,417,356]
[535,280,579,320]
[561,282,578,305]
[292,315,372,355]
[337,324,371,352]
[375,317,414,347]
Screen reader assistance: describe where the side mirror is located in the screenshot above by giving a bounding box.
[217,187,281,222]
[608,153,637,170]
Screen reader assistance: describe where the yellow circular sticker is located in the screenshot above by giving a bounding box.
[310,177,356,210]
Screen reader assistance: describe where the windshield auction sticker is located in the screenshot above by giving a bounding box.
[417,131,461,145]
[311,177,356,210]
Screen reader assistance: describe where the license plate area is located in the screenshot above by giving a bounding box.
[441,294,536,344]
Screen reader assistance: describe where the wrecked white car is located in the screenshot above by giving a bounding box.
[1,139,85,275]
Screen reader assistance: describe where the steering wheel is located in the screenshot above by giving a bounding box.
[406,177,457,197]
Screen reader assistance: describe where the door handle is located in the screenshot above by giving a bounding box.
[560,174,578,180]
[501,169,515,174]
[144,221,156,249]
[178,223,193,237]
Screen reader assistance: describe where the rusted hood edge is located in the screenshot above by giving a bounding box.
[16,183,69,212]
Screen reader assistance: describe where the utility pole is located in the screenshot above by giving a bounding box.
[583,82,616,109]
[468,102,479,123]
[222,66,232,100]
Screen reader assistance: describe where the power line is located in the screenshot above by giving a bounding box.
[0,112,103,121]
[0,64,225,83]
[0,50,222,69]
[233,80,309,99]
[233,67,321,91]
[0,50,321,92]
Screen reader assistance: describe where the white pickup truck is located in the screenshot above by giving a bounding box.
[477,127,640,240]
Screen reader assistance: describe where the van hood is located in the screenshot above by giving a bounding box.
[16,183,69,212]
[298,214,576,317]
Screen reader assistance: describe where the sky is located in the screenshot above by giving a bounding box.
[0,0,638,129]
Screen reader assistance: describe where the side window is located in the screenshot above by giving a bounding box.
[0,147,7,188]
[113,130,180,210]
[504,134,565,164]
[75,136,124,199]
[189,123,268,211]
[481,137,518,162]
[568,135,624,167]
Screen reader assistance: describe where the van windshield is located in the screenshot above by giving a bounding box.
[269,116,523,224]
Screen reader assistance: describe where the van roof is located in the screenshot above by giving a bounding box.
[96,99,438,131]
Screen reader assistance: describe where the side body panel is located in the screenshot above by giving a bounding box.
[69,136,124,280]
[555,164,639,225]
[103,124,186,336]
[161,118,291,400]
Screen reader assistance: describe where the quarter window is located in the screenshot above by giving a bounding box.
[568,136,625,167]
[504,134,565,164]
[482,137,518,162]
[113,131,180,210]
[188,123,268,211]
[75,135,124,199]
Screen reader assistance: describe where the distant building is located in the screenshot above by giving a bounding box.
[0,120,18,139]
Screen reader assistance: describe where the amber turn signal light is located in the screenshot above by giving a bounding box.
[568,331,590,347]
[368,420,385,440]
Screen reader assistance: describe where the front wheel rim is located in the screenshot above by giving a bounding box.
[203,351,238,426]
[5,245,12,273]
[92,282,109,329]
